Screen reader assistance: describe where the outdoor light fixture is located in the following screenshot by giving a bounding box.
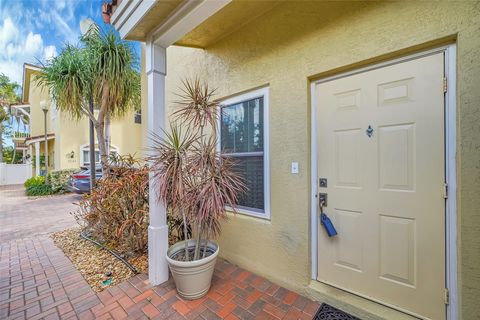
[40,100,48,112]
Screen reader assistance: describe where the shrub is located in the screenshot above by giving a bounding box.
[48,169,76,194]
[24,175,45,188]
[26,184,54,196]
[73,155,190,256]
[73,156,150,256]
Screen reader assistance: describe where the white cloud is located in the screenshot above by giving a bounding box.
[43,45,57,61]
[52,11,78,45]
[0,18,19,49]
[55,0,67,11]
[24,32,44,55]
[0,19,45,84]
[0,0,84,86]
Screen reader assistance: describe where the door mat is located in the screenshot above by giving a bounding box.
[313,303,360,320]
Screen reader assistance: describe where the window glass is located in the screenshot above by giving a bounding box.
[83,150,104,165]
[234,156,264,211]
[221,97,263,153]
[221,96,264,212]
[83,150,89,164]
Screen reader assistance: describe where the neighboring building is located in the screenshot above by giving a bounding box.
[111,2,479,320]
[14,63,142,175]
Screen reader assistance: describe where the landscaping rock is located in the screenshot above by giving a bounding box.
[51,228,147,292]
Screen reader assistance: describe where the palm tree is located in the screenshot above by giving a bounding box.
[36,25,140,172]
[0,74,20,163]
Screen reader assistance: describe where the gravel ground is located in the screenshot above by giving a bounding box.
[51,228,147,292]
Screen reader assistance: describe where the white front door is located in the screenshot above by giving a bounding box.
[315,53,445,320]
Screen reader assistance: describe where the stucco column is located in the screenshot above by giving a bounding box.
[34,141,40,176]
[146,41,169,285]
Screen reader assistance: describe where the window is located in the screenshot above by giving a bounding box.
[220,87,270,218]
[80,145,118,166]
[134,110,141,124]
[82,150,100,166]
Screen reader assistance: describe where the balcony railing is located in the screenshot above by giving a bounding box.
[12,132,30,140]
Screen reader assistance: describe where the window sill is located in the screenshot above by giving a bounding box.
[226,206,270,220]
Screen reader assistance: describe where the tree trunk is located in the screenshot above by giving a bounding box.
[11,147,16,164]
[105,113,111,156]
[0,124,3,163]
[11,119,20,164]
[96,82,109,174]
[202,219,212,258]
[95,120,108,173]
[88,98,96,191]
[181,209,190,261]
[193,224,202,261]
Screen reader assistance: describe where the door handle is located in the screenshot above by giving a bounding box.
[319,193,327,207]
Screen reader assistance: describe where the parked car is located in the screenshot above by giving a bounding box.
[67,166,103,194]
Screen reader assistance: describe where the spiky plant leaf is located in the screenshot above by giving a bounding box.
[173,78,220,130]
[35,45,90,120]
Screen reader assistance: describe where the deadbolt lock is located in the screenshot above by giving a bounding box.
[319,178,328,188]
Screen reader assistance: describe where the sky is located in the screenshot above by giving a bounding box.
[0,0,140,147]
[0,0,139,87]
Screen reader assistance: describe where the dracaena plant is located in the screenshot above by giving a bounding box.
[150,78,246,261]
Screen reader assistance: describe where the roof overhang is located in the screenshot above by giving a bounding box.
[110,0,279,48]
[25,133,55,146]
[21,63,42,104]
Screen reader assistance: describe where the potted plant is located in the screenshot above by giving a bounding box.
[150,78,246,300]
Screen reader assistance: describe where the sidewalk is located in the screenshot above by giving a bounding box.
[0,236,320,319]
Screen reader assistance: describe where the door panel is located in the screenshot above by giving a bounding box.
[316,53,445,320]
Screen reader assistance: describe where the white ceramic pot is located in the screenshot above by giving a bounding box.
[166,239,219,300]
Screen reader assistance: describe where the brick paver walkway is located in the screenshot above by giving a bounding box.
[0,185,80,243]
[1,236,320,319]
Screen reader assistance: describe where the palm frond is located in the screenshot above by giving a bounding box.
[35,45,90,120]
[148,122,196,213]
[88,30,140,118]
[172,78,220,130]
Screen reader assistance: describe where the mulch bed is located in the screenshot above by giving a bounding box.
[51,228,147,292]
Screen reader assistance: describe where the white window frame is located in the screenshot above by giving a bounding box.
[218,87,270,219]
[79,143,119,166]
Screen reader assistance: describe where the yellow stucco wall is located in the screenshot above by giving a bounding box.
[148,1,480,318]
[55,110,143,170]
[27,75,143,171]
[28,76,52,138]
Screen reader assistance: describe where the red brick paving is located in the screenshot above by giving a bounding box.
[1,237,321,319]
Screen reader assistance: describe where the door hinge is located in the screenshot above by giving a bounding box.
[444,183,449,199]
[444,288,450,305]
[443,77,448,93]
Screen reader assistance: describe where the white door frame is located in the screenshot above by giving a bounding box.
[310,44,457,319]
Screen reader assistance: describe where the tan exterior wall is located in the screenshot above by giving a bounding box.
[55,110,143,170]
[26,73,143,171]
[28,77,52,137]
[147,1,480,318]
